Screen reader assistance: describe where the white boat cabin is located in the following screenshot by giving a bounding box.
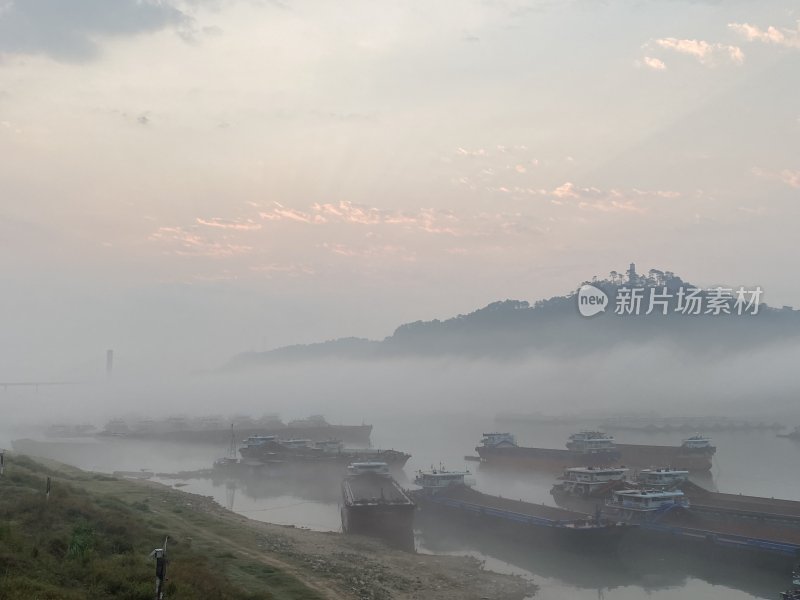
[562,467,628,483]
[554,466,628,497]
[636,468,689,487]
[608,489,688,512]
[280,439,313,449]
[681,434,714,450]
[347,462,390,477]
[315,439,344,453]
[414,469,472,493]
[479,432,517,448]
[241,435,276,449]
[566,431,617,453]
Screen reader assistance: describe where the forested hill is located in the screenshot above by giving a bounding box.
[227,267,800,369]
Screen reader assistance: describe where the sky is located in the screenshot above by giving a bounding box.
[1,0,799,379]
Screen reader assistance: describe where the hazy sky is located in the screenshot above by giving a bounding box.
[1,0,799,378]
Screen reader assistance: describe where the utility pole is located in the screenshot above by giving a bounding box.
[150,536,169,600]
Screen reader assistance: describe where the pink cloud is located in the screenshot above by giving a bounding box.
[729,22,800,49]
[544,182,680,213]
[320,242,415,260]
[196,217,262,231]
[149,226,253,258]
[639,56,667,71]
[258,201,462,236]
[653,37,744,66]
[752,167,800,189]
[249,263,316,277]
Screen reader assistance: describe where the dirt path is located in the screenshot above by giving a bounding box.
[153,501,348,600]
[113,479,536,600]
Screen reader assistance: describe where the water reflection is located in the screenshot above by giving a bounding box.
[415,511,788,599]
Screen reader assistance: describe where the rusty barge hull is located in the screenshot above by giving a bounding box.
[476,446,620,471]
[652,508,800,557]
[341,474,415,549]
[616,444,713,471]
[680,481,800,527]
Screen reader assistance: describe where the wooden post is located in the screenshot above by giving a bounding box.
[151,536,169,599]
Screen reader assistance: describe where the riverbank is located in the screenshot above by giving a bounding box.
[0,454,535,600]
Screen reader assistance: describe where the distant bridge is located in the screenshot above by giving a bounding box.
[0,381,84,391]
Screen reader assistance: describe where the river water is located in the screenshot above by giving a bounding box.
[3,412,799,599]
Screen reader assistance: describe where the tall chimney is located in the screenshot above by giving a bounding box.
[106,349,114,376]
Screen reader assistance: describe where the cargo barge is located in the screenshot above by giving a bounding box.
[237,436,410,470]
[476,431,715,472]
[616,435,715,471]
[341,462,415,550]
[679,480,800,528]
[97,415,373,446]
[553,467,800,528]
[602,487,800,557]
[412,468,633,547]
[475,431,621,470]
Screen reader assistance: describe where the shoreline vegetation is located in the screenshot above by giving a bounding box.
[0,454,535,599]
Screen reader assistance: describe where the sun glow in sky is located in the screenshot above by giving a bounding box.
[1,0,798,376]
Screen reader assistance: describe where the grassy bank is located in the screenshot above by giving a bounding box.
[0,455,321,600]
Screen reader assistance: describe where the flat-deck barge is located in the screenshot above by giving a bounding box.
[603,488,800,557]
[98,415,373,445]
[476,431,715,472]
[680,480,800,527]
[412,469,632,547]
[341,462,415,549]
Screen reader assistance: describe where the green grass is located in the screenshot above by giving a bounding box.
[0,455,322,600]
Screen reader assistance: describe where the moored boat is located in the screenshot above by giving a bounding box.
[551,466,629,498]
[475,431,621,471]
[634,468,689,490]
[98,415,373,445]
[341,462,415,549]
[238,435,410,469]
[412,467,633,547]
[605,489,689,522]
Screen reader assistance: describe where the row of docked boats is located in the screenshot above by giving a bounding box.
[337,462,634,550]
[410,465,687,536]
[410,467,632,545]
[214,433,410,473]
[550,466,689,509]
[99,414,374,445]
[205,423,800,571]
